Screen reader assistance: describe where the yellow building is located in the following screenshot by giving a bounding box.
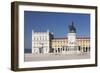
[51,38,67,53]
[51,37,90,54]
[76,37,90,52]
[49,22,90,54]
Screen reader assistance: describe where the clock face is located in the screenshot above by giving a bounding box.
[68,41,76,46]
[68,33,76,46]
[70,42,74,44]
[69,41,76,45]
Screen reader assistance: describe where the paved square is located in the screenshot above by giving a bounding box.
[24,53,90,62]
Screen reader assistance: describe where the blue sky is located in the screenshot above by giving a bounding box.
[24,11,90,49]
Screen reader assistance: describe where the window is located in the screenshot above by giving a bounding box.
[34,37,35,40]
[40,36,41,40]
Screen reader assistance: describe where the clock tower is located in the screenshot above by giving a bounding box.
[67,22,78,54]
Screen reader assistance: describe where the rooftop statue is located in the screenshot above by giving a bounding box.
[68,22,76,33]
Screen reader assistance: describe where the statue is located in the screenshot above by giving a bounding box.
[68,22,76,33]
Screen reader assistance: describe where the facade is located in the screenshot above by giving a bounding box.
[51,38,68,54]
[51,37,90,54]
[32,30,50,54]
[32,30,53,54]
[67,22,78,54]
[32,22,90,54]
[76,37,90,52]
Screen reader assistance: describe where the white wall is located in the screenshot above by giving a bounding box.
[0,0,99,73]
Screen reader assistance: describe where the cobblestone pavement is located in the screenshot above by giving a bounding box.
[24,52,90,62]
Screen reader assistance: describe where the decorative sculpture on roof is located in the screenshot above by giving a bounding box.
[68,22,76,33]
